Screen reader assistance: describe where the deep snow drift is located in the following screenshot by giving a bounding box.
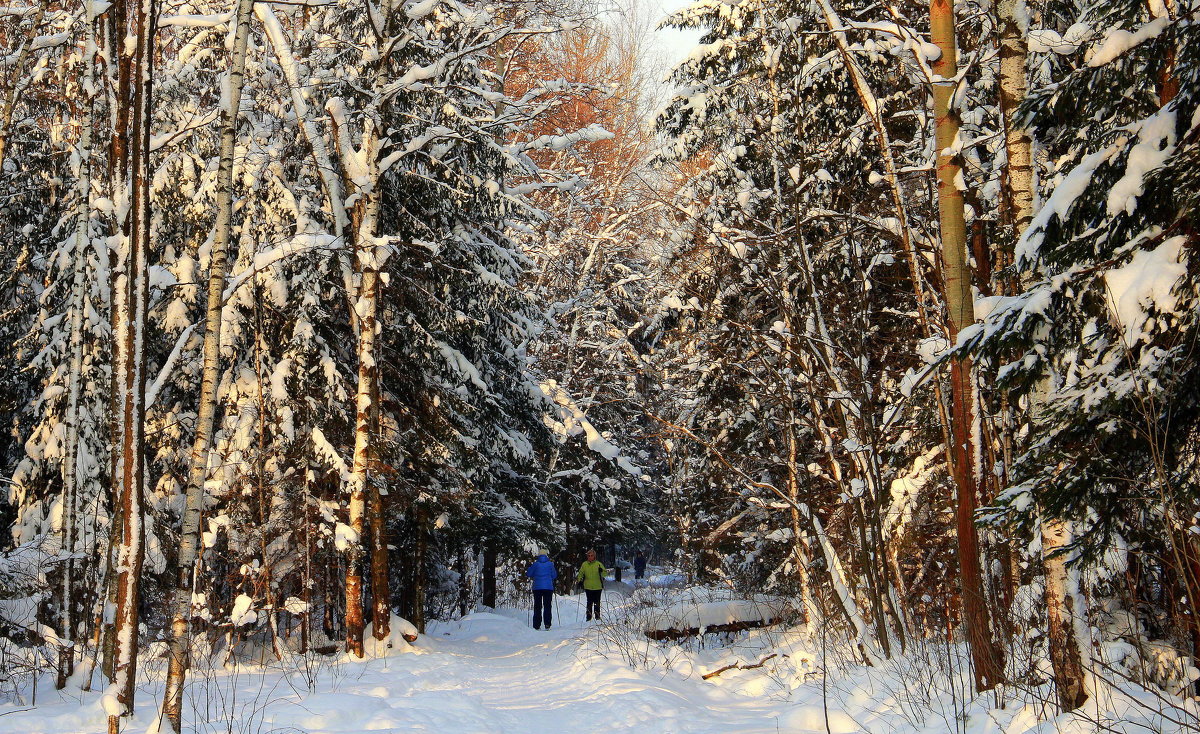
[0,589,1195,733]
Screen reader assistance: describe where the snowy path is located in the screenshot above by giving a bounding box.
[0,595,801,734]
[365,610,787,733]
[5,594,1179,734]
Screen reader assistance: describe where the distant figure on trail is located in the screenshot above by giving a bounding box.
[634,551,647,580]
[525,549,557,630]
[577,549,607,621]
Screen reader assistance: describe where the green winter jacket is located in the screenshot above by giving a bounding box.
[576,560,607,591]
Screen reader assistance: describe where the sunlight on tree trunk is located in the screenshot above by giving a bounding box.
[930,0,1005,692]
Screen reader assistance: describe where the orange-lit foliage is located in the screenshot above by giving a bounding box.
[501,7,655,230]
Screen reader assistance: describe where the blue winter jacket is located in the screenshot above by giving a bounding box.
[526,555,557,591]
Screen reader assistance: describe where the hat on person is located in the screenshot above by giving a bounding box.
[537,548,548,556]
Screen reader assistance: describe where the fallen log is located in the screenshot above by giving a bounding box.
[642,598,787,640]
[644,617,780,641]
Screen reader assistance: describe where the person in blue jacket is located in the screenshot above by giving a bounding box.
[634,550,647,580]
[525,549,557,630]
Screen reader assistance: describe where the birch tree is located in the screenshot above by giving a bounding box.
[55,0,100,687]
[996,0,1034,242]
[160,0,256,726]
[340,97,387,658]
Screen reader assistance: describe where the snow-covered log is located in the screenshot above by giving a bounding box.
[643,599,786,641]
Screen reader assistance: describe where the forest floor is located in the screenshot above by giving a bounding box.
[0,588,1195,733]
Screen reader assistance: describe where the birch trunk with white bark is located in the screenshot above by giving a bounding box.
[1043,519,1089,711]
[56,4,100,689]
[159,0,255,726]
[996,0,1034,241]
[344,112,384,656]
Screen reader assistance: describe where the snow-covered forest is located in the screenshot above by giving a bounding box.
[0,0,1198,729]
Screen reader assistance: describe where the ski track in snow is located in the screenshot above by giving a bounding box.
[0,596,794,734]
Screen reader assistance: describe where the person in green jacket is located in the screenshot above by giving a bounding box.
[577,549,607,621]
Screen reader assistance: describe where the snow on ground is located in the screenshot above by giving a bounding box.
[0,593,792,734]
[1,589,1197,733]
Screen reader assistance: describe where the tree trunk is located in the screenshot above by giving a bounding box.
[785,427,815,625]
[367,336,389,641]
[301,474,314,655]
[1043,519,1089,711]
[101,0,129,688]
[368,476,390,640]
[996,0,1034,246]
[482,548,497,608]
[343,285,371,655]
[413,509,428,632]
[57,6,99,688]
[931,0,1005,692]
[99,524,120,683]
[344,106,386,655]
[947,361,1004,690]
[456,548,470,618]
[108,0,155,727]
[160,0,255,727]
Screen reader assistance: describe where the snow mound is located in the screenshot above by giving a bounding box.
[364,614,421,656]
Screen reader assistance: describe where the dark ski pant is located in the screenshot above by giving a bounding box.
[585,588,602,620]
[533,589,553,629]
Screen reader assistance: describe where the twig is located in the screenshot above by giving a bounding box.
[741,653,780,671]
[701,653,779,680]
[701,662,740,680]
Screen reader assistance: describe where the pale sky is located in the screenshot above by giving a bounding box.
[648,0,703,77]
